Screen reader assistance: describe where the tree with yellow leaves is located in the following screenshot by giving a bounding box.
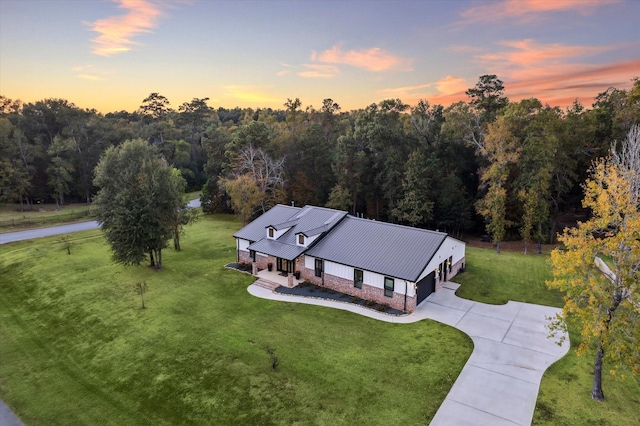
[547,125,640,401]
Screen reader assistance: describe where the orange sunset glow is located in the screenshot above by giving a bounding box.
[1,0,638,112]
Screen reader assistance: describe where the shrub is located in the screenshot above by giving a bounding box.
[376,303,390,312]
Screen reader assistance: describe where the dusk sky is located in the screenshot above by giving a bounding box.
[1,0,639,113]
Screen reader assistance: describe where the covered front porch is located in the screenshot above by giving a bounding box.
[255,266,303,288]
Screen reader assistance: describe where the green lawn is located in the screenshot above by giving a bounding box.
[453,247,564,307]
[451,246,640,425]
[0,215,472,425]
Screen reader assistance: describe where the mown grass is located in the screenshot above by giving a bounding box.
[0,214,472,425]
[0,191,200,233]
[451,246,640,425]
[453,246,564,307]
[533,330,640,426]
[0,202,95,232]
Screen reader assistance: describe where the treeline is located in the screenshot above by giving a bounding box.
[1,75,638,245]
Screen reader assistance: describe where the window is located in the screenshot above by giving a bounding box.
[314,259,323,277]
[448,256,453,273]
[298,234,305,245]
[249,250,256,262]
[354,269,363,288]
[268,228,274,238]
[384,277,394,297]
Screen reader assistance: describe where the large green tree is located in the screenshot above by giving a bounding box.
[465,74,509,124]
[93,139,185,269]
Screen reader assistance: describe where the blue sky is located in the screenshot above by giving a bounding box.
[1,0,639,113]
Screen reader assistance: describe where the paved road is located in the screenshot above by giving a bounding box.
[0,400,23,426]
[249,281,570,426]
[0,221,100,244]
[0,199,201,245]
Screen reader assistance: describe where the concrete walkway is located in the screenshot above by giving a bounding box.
[248,281,570,426]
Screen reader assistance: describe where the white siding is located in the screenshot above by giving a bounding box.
[296,233,320,247]
[238,239,251,251]
[305,255,316,270]
[268,227,290,240]
[416,236,466,282]
[317,259,415,297]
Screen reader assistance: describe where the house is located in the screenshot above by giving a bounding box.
[234,204,466,312]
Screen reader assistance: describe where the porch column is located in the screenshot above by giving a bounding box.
[252,261,258,275]
[287,273,294,288]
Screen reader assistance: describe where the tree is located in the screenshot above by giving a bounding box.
[465,74,509,124]
[229,145,286,213]
[325,185,352,211]
[392,149,434,226]
[223,174,263,224]
[138,93,174,145]
[134,281,149,309]
[93,139,185,269]
[476,116,521,253]
[547,127,640,401]
[410,100,444,146]
[46,136,74,208]
[515,105,560,254]
[169,169,198,251]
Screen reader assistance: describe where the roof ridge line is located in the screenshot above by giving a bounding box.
[345,215,447,235]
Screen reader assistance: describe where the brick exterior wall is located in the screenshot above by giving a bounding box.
[240,249,465,314]
[238,249,252,264]
[434,257,465,291]
[238,250,278,272]
[300,266,416,312]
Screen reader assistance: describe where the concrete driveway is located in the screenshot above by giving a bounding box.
[248,281,570,425]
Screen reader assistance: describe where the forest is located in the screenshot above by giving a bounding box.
[1,75,639,248]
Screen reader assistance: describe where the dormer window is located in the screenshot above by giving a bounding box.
[268,227,274,238]
[298,234,305,245]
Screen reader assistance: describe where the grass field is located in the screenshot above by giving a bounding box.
[0,215,472,425]
[0,192,201,233]
[0,202,95,232]
[450,246,640,425]
[454,247,564,307]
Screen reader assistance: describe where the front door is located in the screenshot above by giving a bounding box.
[277,258,293,273]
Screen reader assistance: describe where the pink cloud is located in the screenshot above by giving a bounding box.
[313,45,413,72]
[379,77,471,107]
[504,58,640,106]
[88,0,165,56]
[460,0,619,23]
[297,64,340,79]
[471,38,639,107]
[476,39,608,68]
[434,75,469,95]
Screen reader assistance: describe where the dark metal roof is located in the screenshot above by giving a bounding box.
[270,219,299,230]
[305,216,447,282]
[299,225,329,237]
[235,205,347,261]
[233,205,300,242]
[247,239,306,260]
